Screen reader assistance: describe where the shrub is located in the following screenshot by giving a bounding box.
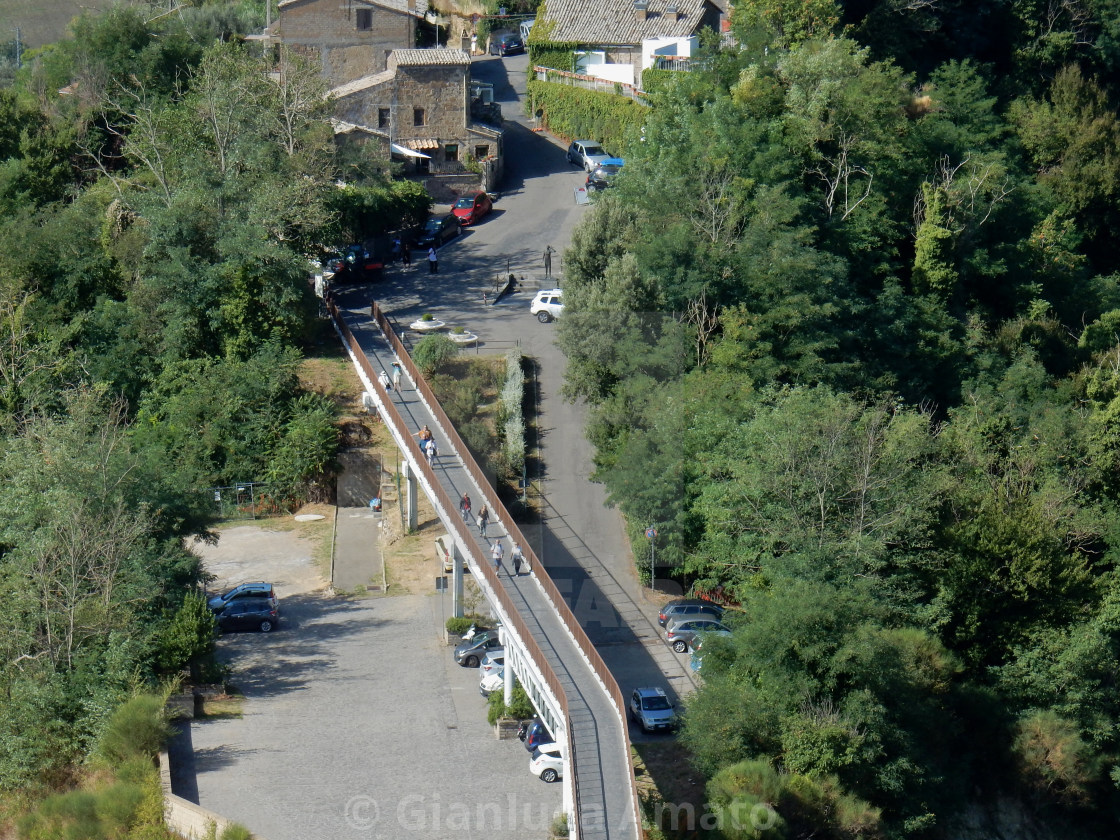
[220,824,254,840]
[446,616,474,634]
[413,334,459,376]
[96,694,171,766]
[95,781,146,834]
[155,592,216,676]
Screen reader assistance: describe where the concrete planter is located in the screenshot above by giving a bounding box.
[448,330,478,344]
[494,718,522,740]
[410,318,445,332]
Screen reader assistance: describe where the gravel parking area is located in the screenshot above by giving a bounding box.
[186,525,561,840]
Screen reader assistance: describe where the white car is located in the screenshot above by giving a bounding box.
[480,650,505,679]
[529,743,564,782]
[479,667,504,697]
[530,289,563,323]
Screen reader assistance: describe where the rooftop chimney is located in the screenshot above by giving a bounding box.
[634,0,648,21]
[666,2,680,20]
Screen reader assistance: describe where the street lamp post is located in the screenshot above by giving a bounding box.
[645,527,657,591]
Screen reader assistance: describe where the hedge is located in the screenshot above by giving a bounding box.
[526,79,647,155]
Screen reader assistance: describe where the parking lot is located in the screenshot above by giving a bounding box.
[184,530,561,840]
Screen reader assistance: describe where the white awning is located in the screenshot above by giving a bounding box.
[392,143,431,159]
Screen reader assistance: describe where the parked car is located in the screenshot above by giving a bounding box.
[566,139,610,172]
[454,629,502,667]
[480,650,505,678]
[665,616,731,653]
[529,743,564,782]
[452,191,493,226]
[628,687,677,733]
[414,214,461,248]
[490,32,524,56]
[585,157,624,191]
[323,244,384,283]
[208,581,277,613]
[657,597,724,627]
[522,719,553,752]
[480,667,504,697]
[530,288,563,323]
[214,598,279,633]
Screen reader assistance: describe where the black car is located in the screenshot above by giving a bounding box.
[414,214,461,249]
[489,33,524,56]
[208,581,277,612]
[585,158,624,191]
[215,598,279,633]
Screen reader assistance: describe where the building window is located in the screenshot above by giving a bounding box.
[355,8,372,30]
[445,144,459,162]
[413,108,425,126]
[474,145,489,159]
[378,108,390,129]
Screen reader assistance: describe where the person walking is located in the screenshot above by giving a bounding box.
[459,493,472,522]
[491,540,504,575]
[543,245,555,278]
[426,437,438,466]
[378,370,391,392]
[477,504,490,538]
[428,246,438,274]
[401,242,411,267]
[415,425,432,448]
[391,361,403,394]
[511,542,525,575]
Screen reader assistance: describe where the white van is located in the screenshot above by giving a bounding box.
[519,19,534,43]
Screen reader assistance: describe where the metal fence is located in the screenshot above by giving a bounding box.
[207,483,279,520]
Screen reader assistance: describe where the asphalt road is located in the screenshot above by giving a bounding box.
[336,51,698,728]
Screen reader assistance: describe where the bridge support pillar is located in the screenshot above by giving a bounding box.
[503,648,514,706]
[402,459,418,532]
[452,543,464,617]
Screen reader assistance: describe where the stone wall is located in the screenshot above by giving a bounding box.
[279,0,416,84]
[394,64,467,140]
[159,750,265,840]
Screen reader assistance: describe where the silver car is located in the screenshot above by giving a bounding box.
[566,140,610,172]
[628,687,677,733]
[664,616,731,653]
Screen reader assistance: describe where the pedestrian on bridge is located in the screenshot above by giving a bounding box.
[391,361,403,394]
[415,425,432,449]
[511,542,525,575]
[460,493,472,522]
[491,540,504,574]
[478,505,490,538]
[426,437,438,466]
[378,370,391,392]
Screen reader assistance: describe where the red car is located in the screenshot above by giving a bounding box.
[452,191,493,226]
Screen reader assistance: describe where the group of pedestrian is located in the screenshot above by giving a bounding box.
[491,540,527,576]
[378,362,404,395]
[414,424,438,466]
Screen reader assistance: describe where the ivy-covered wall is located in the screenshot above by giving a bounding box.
[525,78,647,153]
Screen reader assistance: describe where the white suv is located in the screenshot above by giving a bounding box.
[530,289,563,323]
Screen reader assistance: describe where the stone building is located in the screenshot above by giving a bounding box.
[332,49,502,185]
[276,0,428,87]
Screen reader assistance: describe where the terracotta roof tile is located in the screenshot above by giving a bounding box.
[539,0,708,45]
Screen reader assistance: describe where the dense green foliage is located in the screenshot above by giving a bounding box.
[558,3,1120,836]
[0,3,427,797]
[526,79,645,150]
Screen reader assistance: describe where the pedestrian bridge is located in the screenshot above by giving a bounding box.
[329,300,641,840]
